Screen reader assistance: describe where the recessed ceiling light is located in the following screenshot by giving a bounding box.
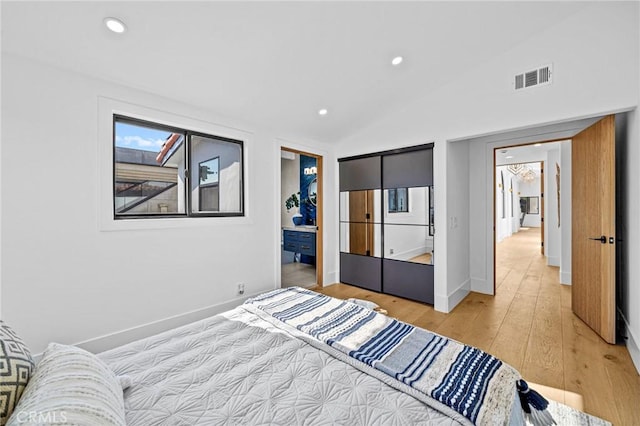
[505,155,514,159]
[534,143,542,147]
[318,109,328,116]
[104,17,127,34]
[391,56,404,66]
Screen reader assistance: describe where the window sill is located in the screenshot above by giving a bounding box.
[100,214,252,232]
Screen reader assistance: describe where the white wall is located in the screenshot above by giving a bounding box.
[334,2,638,311]
[0,4,2,320]
[495,167,508,241]
[495,166,520,243]
[618,108,640,372]
[1,54,337,354]
[446,140,470,309]
[545,149,561,267]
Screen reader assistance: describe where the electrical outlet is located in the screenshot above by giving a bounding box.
[237,283,245,295]
[390,248,394,254]
[449,216,458,229]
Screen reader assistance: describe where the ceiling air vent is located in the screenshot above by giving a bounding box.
[514,64,552,91]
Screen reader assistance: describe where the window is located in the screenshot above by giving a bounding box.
[113,115,243,218]
[522,196,540,214]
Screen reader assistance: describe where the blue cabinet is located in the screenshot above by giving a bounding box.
[283,230,316,256]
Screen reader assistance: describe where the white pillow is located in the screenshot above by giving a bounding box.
[7,343,125,426]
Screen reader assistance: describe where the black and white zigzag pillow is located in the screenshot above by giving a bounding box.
[0,322,34,425]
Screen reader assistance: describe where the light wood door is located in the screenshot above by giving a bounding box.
[348,191,374,256]
[572,115,616,344]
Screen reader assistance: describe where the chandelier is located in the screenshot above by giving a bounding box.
[507,163,537,182]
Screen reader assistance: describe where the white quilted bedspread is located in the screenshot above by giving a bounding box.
[98,307,461,425]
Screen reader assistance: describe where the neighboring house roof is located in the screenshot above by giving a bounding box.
[115,147,160,166]
[156,133,183,165]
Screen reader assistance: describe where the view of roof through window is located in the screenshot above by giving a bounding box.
[114,120,183,216]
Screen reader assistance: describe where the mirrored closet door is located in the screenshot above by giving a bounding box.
[339,145,434,304]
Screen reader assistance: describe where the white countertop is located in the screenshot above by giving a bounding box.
[282,226,317,233]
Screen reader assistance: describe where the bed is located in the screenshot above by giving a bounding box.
[6,287,609,425]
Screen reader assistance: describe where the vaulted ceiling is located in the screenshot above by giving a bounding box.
[2,1,592,143]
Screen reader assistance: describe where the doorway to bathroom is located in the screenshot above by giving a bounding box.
[280,147,323,288]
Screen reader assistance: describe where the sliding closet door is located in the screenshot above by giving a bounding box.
[339,157,382,291]
[382,149,434,304]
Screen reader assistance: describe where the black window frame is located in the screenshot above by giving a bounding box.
[113,115,244,219]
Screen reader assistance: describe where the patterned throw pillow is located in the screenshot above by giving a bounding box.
[7,343,126,426]
[0,322,35,425]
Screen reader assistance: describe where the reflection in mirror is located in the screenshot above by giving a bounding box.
[308,178,317,206]
[384,224,433,264]
[339,190,381,223]
[521,196,539,214]
[340,223,382,257]
[429,186,434,236]
[383,187,430,226]
[388,188,409,213]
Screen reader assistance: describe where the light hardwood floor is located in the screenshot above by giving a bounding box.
[317,228,640,425]
[409,252,432,264]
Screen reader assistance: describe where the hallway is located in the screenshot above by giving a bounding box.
[321,227,640,424]
[493,227,639,425]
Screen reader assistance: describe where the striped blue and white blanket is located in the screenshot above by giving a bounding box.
[245,287,536,425]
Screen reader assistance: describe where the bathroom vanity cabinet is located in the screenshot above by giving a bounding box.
[283,228,316,257]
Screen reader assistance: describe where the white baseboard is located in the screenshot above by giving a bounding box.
[436,279,471,313]
[434,294,448,313]
[447,279,470,311]
[66,292,265,356]
[388,245,429,262]
[547,256,560,267]
[619,309,640,374]
[560,271,571,285]
[325,271,338,285]
[470,277,492,295]
[436,280,473,313]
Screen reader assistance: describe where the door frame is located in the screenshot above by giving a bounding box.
[492,139,566,293]
[540,162,545,255]
[279,146,324,288]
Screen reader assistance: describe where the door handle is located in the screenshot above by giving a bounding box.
[589,235,606,244]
